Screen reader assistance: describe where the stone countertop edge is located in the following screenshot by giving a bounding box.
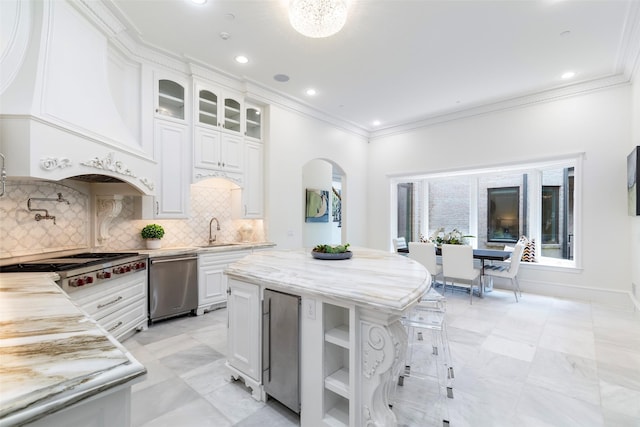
[0,274,146,426]
[138,242,276,258]
[225,247,431,314]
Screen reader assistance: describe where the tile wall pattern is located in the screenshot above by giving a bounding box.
[102,181,265,251]
[0,180,89,258]
[0,179,264,258]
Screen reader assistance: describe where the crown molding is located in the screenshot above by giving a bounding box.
[369,73,631,141]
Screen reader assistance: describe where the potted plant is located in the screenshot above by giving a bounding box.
[141,224,165,249]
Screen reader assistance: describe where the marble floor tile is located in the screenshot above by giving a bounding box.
[480,334,537,362]
[131,377,203,426]
[599,378,640,419]
[141,397,232,427]
[514,383,604,427]
[203,380,269,424]
[539,323,596,359]
[159,343,225,377]
[526,347,600,405]
[121,290,640,427]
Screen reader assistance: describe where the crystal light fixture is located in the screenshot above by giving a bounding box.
[289,0,349,38]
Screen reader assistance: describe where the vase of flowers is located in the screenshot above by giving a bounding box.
[141,224,165,249]
[421,227,474,246]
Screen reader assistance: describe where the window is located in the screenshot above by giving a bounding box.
[542,186,559,244]
[397,183,413,241]
[487,187,520,243]
[392,156,580,266]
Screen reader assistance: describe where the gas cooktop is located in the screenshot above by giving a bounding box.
[0,252,140,273]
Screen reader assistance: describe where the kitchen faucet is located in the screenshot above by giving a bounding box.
[209,217,220,244]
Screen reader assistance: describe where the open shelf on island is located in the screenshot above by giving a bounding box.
[325,367,350,398]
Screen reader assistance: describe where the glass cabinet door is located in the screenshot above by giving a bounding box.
[246,107,261,139]
[158,79,185,120]
[199,90,218,127]
[224,98,241,132]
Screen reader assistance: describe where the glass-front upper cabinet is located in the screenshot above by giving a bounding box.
[224,98,241,133]
[157,79,185,120]
[199,90,218,127]
[245,106,262,140]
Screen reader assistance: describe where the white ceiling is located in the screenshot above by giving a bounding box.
[107,0,639,133]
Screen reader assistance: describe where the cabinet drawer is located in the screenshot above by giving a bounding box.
[71,274,146,320]
[198,251,248,267]
[99,298,147,340]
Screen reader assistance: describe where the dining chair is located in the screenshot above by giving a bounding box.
[408,241,443,288]
[392,237,408,253]
[441,244,482,304]
[483,243,525,302]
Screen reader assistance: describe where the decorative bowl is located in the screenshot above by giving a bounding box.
[311,250,353,260]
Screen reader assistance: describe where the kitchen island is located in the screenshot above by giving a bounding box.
[0,274,146,427]
[224,247,430,427]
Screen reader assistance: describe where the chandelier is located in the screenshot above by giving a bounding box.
[289,0,349,38]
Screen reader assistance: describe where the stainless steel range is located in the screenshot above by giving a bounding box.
[0,252,148,292]
[0,252,149,340]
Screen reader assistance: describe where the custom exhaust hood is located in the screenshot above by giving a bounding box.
[0,0,156,195]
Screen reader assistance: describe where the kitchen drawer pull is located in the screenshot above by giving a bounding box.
[108,321,123,332]
[150,256,198,264]
[97,296,123,309]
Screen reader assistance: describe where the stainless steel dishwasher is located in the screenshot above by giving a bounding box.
[148,254,198,322]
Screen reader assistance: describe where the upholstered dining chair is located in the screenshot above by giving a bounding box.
[408,241,443,288]
[484,243,525,302]
[441,244,482,304]
[392,237,408,253]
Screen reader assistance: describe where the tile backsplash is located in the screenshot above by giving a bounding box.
[0,178,264,260]
[0,180,89,258]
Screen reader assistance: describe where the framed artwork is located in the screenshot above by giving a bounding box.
[629,146,639,216]
[305,189,329,222]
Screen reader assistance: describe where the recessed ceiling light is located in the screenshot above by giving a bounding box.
[235,55,249,64]
[305,88,317,96]
[274,74,290,82]
[561,71,576,80]
[191,0,207,4]
[372,120,381,126]
[219,32,230,40]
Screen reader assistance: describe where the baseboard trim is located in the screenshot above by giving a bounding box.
[492,278,636,310]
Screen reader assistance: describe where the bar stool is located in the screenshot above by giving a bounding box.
[392,287,454,426]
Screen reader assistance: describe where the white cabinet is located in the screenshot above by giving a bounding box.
[227,278,261,384]
[154,119,190,218]
[195,84,244,134]
[156,78,186,121]
[232,139,264,218]
[245,104,262,140]
[322,303,352,426]
[69,271,148,341]
[196,250,248,315]
[194,126,243,174]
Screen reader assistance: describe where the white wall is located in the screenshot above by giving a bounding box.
[367,86,633,301]
[631,70,640,302]
[266,106,369,250]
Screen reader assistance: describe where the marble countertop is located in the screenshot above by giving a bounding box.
[225,247,431,313]
[135,242,276,258]
[0,274,146,426]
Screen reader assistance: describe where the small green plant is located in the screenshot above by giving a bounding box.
[141,224,165,240]
[313,243,350,253]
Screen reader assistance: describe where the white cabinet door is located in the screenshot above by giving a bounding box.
[227,278,260,381]
[220,133,243,173]
[193,127,243,174]
[194,126,222,169]
[239,140,263,218]
[154,120,190,218]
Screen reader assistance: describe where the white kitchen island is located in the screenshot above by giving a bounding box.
[225,248,431,427]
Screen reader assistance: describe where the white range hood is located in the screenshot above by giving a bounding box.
[0,0,156,195]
